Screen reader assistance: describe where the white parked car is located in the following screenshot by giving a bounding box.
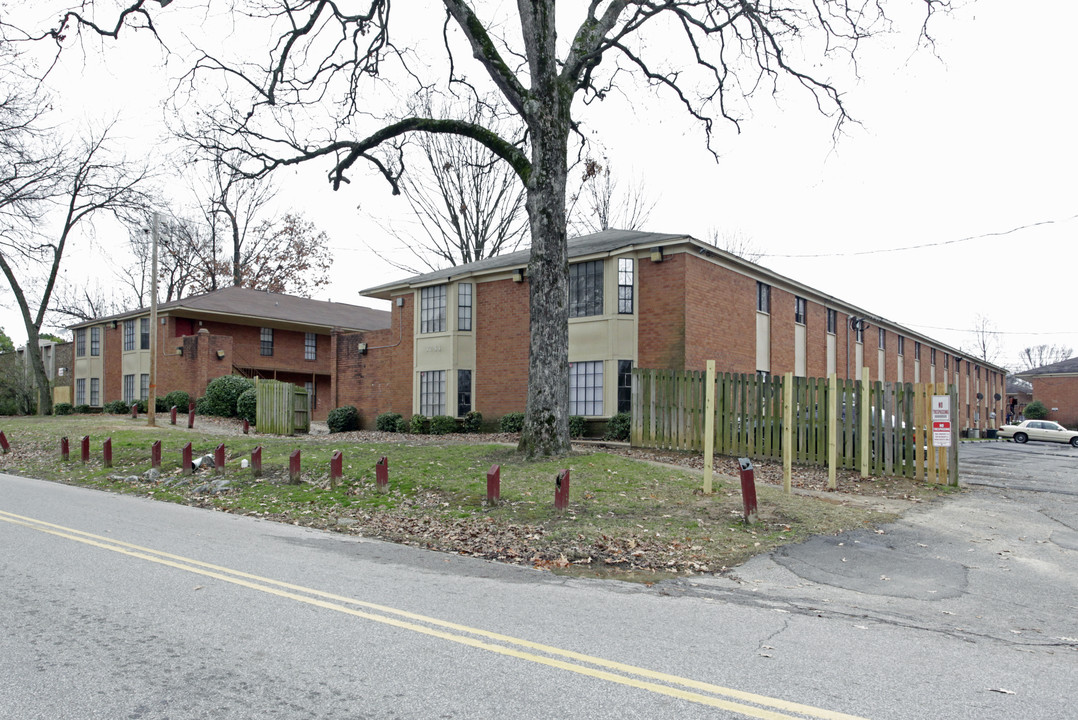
[997,420,1078,447]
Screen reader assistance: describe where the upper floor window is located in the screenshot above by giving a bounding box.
[878,328,886,350]
[305,332,317,361]
[420,285,447,333]
[569,361,603,416]
[915,341,921,360]
[90,327,100,356]
[260,327,274,356]
[140,317,150,350]
[897,336,905,356]
[794,297,807,325]
[617,258,634,314]
[944,354,949,370]
[854,321,864,344]
[931,348,937,365]
[76,329,86,357]
[123,319,135,351]
[569,260,603,318]
[826,309,836,334]
[756,282,770,314]
[458,283,472,331]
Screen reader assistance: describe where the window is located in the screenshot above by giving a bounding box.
[90,327,100,357]
[569,260,603,317]
[457,369,472,416]
[260,327,273,356]
[123,319,135,351]
[90,378,100,406]
[931,348,937,365]
[123,374,135,404]
[617,360,632,414]
[617,258,633,314]
[944,354,949,370]
[756,282,771,313]
[140,317,150,350]
[795,297,807,325]
[569,361,603,416]
[878,328,886,350]
[420,370,446,416]
[458,283,472,331]
[897,336,905,356]
[140,373,149,401]
[420,285,447,333]
[826,309,836,334]
[854,322,864,344]
[76,378,86,405]
[915,341,921,360]
[76,329,86,357]
[305,332,317,361]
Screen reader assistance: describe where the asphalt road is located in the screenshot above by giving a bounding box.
[1,442,1075,719]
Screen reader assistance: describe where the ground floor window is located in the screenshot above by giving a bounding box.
[569,361,603,416]
[617,360,632,414]
[90,378,100,406]
[420,370,446,416]
[76,378,86,405]
[140,374,149,401]
[123,374,135,404]
[457,369,472,416]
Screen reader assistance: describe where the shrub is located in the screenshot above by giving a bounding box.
[103,400,129,414]
[376,412,403,432]
[604,412,631,441]
[135,399,148,413]
[499,412,525,433]
[429,415,457,435]
[54,403,74,416]
[0,400,18,416]
[461,410,484,433]
[569,415,587,438]
[1023,400,1049,420]
[394,416,409,433]
[237,388,258,425]
[194,396,211,415]
[409,414,428,434]
[74,404,92,414]
[155,397,169,413]
[164,390,190,412]
[203,375,255,417]
[327,405,361,433]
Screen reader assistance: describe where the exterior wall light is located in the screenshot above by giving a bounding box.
[650,247,664,263]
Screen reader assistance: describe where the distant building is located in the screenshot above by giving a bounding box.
[1016,357,1078,427]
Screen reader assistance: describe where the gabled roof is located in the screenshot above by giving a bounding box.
[1016,356,1078,377]
[69,286,391,334]
[1006,375,1033,394]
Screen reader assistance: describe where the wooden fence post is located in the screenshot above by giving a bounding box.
[703,360,716,495]
[782,373,793,494]
[860,367,870,479]
[948,384,960,486]
[828,373,837,490]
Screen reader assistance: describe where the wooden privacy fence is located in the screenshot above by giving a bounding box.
[255,379,310,436]
[631,367,958,484]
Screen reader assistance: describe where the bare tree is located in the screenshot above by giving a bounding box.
[569,157,655,236]
[961,314,1003,366]
[705,228,764,263]
[1017,344,1074,372]
[47,0,950,456]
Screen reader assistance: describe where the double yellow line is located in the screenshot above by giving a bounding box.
[0,509,868,720]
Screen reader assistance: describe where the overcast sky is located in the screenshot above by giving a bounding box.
[5,0,1075,372]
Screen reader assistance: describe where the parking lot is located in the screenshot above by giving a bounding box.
[960,438,1078,496]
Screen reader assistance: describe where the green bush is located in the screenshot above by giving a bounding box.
[1023,400,1049,420]
[203,375,255,417]
[409,414,428,434]
[376,412,403,432]
[604,412,631,441]
[327,405,361,433]
[103,400,129,414]
[499,412,525,433]
[73,404,92,414]
[394,416,408,433]
[0,400,18,416]
[429,415,457,435]
[54,403,74,416]
[237,388,258,425]
[155,397,169,413]
[194,396,211,415]
[569,415,587,438]
[461,410,484,433]
[164,390,190,411]
[135,399,148,413]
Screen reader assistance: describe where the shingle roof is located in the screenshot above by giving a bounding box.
[69,286,391,333]
[1016,356,1078,377]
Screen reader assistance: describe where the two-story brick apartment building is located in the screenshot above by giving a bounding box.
[340,229,1009,433]
[1016,357,1078,427]
[69,287,391,421]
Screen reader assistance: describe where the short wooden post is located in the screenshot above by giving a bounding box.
[330,450,343,487]
[214,443,225,473]
[151,440,161,469]
[0,430,9,454]
[131,404,138,419]
[242,418,249,434]
[170,406,177,425]
[182,442,192,476]
[187,407,195,429]
[554,469,570,510]
[103,437,112,468]
[375,456,388,490]
[289,449,301,483]
[80,435,90,464]
[251,446,263,477]
[487,464,500,505]
[61,437,70,461]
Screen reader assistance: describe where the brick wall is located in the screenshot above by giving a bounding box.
[768,286,796,376]
[806,301,828,379]
[639,253,688,370]
[682,256,757,373]
[1033,377,1078,427]
[475,278,530,418]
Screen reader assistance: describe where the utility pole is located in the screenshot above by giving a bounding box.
[147,212,159,427]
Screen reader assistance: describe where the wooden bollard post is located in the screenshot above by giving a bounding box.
[170,406,177,425]
[103,437,112,468]
[330,450,343,487]
[182,442,192,475]
[375,455,388,490]
[289,449,301,484]
[187,407,195,429]
[131,404,138,419]
[61,437,70,461]
[242,418,249,434]
[214,443,225,473]
[251,446,262,477]
[0,430,9,454]
[151,440,161,469]
[81,436,90,464]
[487,464,500,505]
[554,469,570,510]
